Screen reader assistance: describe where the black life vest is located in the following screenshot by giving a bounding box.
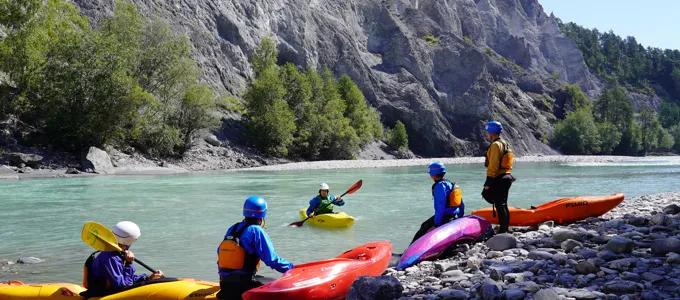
[80,251,108,298]
[217,222,261,276]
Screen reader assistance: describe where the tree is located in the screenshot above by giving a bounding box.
[670,125,680,153]
[338,74,383,146]
[596,122,622,154]
[0,0,221,156]
[594,84,641,154]
[657,128,675,151]
[672,67,680,96]
[659,99,680,129]
[0,0,90,116]
[388,120,409,152]
[175,84,220,154]
[244,66,296,157]
[251,37,278,78]
[558,84,590,113]
[639,108,661,154]
[551,108,601,154]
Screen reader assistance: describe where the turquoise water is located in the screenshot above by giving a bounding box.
[1,157,680,283]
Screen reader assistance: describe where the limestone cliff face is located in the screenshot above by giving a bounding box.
[73,0,603,157]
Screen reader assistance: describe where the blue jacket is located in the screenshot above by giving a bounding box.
[91,251,146,292]
[433,181,465,226]
[306,195,345,216]
[217,222,293,276]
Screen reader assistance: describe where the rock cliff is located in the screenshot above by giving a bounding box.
[73,0,604,157]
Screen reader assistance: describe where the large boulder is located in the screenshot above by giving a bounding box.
[651,238,680,256]
[0,165,18,179]
[486,233,517,251]
[81,147,115,174]
[346,276,403,300]
[3,152,43,168]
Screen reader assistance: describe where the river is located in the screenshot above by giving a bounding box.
[1,156,680,283]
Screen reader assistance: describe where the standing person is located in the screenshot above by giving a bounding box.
[410,162,465,244]
[305,183,345,218]
[481,121,516,234]
[216,196,294,300]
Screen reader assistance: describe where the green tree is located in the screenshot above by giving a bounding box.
[251,37,278,78]
[596,122,622,154]
[244,67,296,157]
[672,67,680,96]
[639,108,662,154]
[0,0,220,156]
[338,75,383,146]
[551,108,601,154]
[174,84,220,154]
[670,125,680,153]
[33,26,149,151]
[557,84,590,113]
[316,67,359,159]
[659,99,680,129]
[388,120,409,152]
[594,84,642,154]
[0,0,90,116]
[0,0,42,29]
[244,41,295,156]
[657,128,675,151]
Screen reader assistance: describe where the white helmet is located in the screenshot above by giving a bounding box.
[112,221,141,246]
[319,183,329,190]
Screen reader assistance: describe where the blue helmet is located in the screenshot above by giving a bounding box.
[485,121,503,134]
[428,162,446,176]
[243,196,267,219]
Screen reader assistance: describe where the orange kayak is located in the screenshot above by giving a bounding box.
[471,193,624,226]
[243,241,392,300]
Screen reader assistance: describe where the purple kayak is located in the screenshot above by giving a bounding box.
[396,215,492,270]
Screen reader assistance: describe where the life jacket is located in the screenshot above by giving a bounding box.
[485,138,514,171]
[313,195,334,215]
[217,222,261,276]
[80,251,109,298]
[431,180,463,208]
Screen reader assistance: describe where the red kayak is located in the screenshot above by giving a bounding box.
[243,241,392,300]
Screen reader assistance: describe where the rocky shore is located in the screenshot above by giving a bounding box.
[243,155,653,172]
[367,192,680,300]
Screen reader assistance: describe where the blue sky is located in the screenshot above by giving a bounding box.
[540,0,680,50]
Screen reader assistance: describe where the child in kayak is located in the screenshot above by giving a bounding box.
[83,221,164,297]
[305,183,345,218]
[410,162,465,244]
[216,196,294,300]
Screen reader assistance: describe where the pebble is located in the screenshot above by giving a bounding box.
[383,192,680,300]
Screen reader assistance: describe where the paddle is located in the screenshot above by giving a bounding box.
[288,179,363,227]
[81,221,157,273]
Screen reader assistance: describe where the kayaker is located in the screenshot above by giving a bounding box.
[481,121,516,234]
[216,196,294,300]
[305,183,345,218]
[82,221,164,297]
[410,162,465,244]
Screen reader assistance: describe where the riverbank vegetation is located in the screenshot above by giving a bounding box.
[243,38,396,159]
[553,20,680,155]
[0,0,220,157]
[551,83,679,155]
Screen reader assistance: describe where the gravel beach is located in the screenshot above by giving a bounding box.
[242,155,651,172]
[371,192,680,300]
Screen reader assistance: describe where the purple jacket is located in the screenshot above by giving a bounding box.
[91,251,147,291]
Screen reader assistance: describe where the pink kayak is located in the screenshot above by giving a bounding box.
[396,215,492,270]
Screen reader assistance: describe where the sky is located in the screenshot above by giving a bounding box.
[540,0,680,50]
